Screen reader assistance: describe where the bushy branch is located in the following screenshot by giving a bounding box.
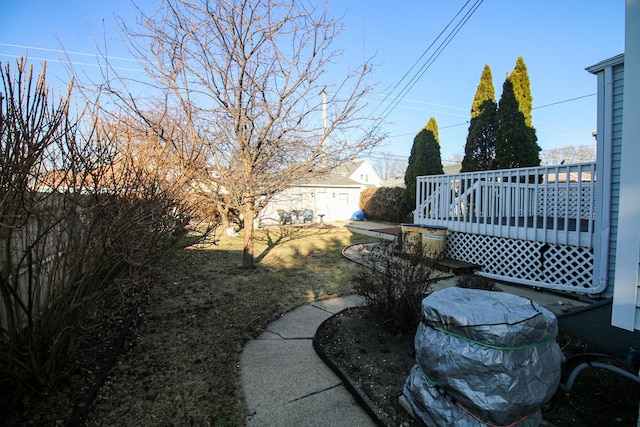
[352,242,437,334]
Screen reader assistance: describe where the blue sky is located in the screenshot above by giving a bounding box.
[0,1,625,165]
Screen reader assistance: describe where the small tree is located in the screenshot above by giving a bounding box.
[403,117,444,209]
[461,65,497,172]
[105,0,381,269]
[495,58,540,169]
[423,117,445,175]
[352,241,436,333]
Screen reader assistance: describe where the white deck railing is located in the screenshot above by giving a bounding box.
[415,163,596,248]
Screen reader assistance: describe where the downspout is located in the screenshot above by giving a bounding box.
[591,65,614,295]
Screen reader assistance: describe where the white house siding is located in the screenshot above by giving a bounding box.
[310,186,362,222]
[257,187,316,226]
[256,160,382,226]
[257,185,363,225]
[348,161,383,187]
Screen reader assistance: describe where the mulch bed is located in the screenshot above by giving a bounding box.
[314,306,640,427]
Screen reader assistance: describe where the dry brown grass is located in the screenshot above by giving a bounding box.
[76,225,378,426]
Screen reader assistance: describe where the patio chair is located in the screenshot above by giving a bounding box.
[277,209,292,225]
[302,209,314,223]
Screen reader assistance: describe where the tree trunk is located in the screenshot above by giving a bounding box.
[241,198,255,269]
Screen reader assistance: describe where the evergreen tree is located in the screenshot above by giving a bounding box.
[423,117,444,175]
[495,57,540,169]
[461,65,497,172]
[403,117,444,209]
[510,56,534,127]
[495,79,540,168]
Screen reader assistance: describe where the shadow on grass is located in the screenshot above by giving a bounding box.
[253,225,342,263]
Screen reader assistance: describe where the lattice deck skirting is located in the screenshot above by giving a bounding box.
[446,231,595,294]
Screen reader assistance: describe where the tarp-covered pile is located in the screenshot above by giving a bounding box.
[404,287,563,426]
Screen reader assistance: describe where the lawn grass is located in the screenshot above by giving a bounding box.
[84,225,379,426]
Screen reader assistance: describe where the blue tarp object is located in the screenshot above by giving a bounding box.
[349,209,365,221]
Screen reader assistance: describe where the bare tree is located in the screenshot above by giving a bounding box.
[371,151,406,181]
[540,145,596,166]
[102,0,381,268]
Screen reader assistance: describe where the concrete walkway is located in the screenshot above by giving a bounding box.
[238,221,394,426]
[238,221,592,426]
[239,295,378,427]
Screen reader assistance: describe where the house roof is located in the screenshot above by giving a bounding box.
[296,172,364,188]
[294,161,373,188]
[38,160,132,191]
[383,177,405,188]
[586,53,624,74]
[332,161,365,176]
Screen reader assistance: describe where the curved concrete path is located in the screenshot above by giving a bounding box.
[239,295,377,427]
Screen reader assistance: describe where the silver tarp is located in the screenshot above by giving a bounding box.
[404,287,563,426]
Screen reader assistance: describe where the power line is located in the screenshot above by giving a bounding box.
[386,92,597,138]
[440,121,469,129]
[0,42,137,62]
[533,93,596,109]
[370,94,468,112]
[381,0,484,120]
[368,0,476,118]
[0,53,142,72]
[372,0,484,127]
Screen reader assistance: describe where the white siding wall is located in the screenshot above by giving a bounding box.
[257,185,363,225]
[258,187,318,226]
[349,162,383,187]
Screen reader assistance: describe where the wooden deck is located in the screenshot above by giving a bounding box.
[433,257,482,274]
[414,163,600,293]
[449,215,592,233]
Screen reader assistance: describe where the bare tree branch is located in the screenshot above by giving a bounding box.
[99,0,382,267]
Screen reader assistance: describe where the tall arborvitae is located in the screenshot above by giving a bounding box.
[461,65,497,172]
[495,79,540,168]
[510,56,534,127]
[495,57,540,168]
[423,117,444,175]
[403,117,444,209]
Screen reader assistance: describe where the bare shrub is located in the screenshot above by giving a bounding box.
[0,58,214,409]
[352,242,437,334]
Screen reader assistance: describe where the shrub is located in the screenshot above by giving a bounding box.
[352,242,437,334]
[360,187,412,223]
[455,274,502,291]
[0,58,218,411]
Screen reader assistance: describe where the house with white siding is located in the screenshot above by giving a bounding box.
[257,160,382,226]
